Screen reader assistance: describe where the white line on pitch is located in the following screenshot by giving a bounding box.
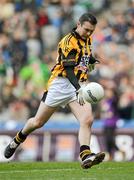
[0,168,78,174]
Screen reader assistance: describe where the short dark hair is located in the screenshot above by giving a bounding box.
[79,13,97,25]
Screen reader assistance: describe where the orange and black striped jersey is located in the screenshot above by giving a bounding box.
[48,28,93,86]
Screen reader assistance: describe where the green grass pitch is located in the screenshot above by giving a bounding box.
[0,162,133,180]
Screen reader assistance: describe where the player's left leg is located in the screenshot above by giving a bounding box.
[69,100,105,169]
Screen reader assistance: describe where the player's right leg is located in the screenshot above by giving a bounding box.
[69,100,105,169]
[4,102,57,159]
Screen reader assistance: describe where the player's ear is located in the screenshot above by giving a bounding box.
[77,21,81,27]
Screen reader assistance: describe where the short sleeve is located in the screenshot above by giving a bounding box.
[59,34,77,66]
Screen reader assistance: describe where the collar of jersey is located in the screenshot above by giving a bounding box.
[71,28,88,42]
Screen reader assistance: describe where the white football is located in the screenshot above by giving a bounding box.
[83,82,104,104]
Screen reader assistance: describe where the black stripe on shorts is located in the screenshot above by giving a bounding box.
[41,91,48,102]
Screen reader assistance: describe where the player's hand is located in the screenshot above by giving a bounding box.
[88,64,95,72]
[76,85,85,106]
[88,55,100,72]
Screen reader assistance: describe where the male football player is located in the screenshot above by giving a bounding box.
[4,13,105,169]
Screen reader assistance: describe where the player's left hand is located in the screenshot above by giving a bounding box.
[88,63,95,72]
[88,55,100,72]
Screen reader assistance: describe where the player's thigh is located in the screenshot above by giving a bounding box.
[68,100,93,124]
[34,101,57,123]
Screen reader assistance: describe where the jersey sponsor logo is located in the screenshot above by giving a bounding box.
[76,55,90,72]
[81,55,90,66]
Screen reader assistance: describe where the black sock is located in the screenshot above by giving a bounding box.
[14,130,27,144]
[80,145,90,152]
[80,145,91,161]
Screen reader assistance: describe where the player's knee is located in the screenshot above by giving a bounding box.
[81,115,93,127]
[86,116,93,127]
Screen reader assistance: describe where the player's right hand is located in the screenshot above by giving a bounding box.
[76,86,85,106]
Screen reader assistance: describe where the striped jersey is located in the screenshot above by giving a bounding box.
[47,28,92,87]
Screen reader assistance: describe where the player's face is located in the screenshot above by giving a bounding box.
[76,21,96,39]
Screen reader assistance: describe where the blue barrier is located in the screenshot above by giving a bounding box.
[0,119,134,130]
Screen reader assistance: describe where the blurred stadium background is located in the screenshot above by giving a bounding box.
[0,0,134,162]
